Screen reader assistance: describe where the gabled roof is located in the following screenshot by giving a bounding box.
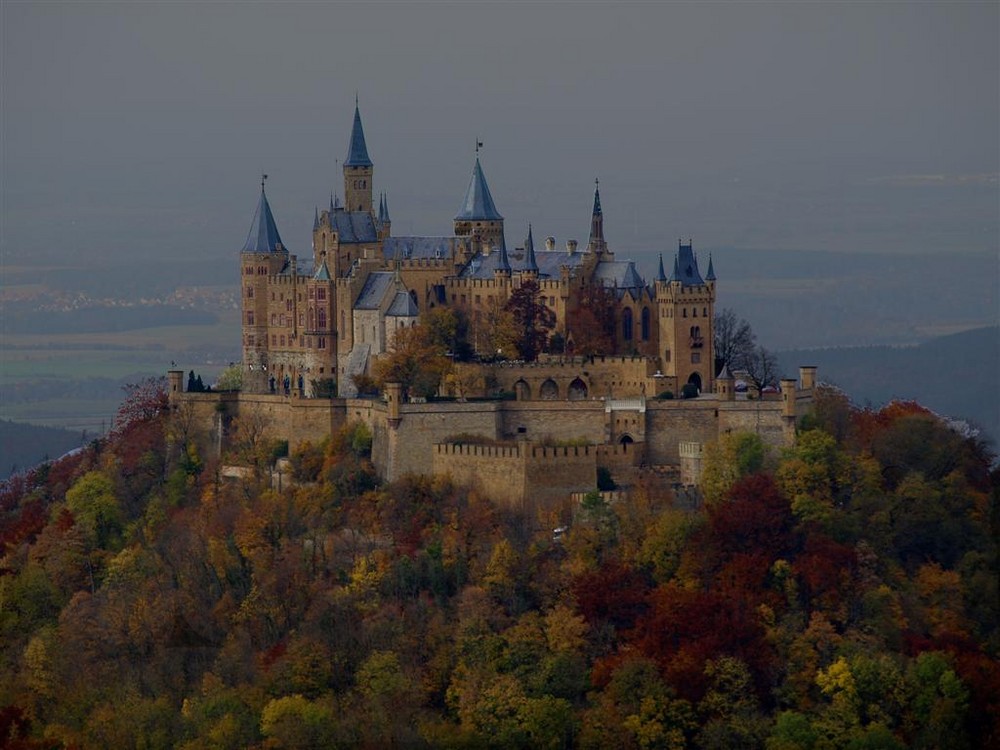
[344,103,373,168]
[354,272,395,309]
[593,260,645,290]
[313,260,331,281]
[455,158,503,221]
[242,187,285,253]
[386,289,419,317]
[384,236,460,260]
[329,209,378,244]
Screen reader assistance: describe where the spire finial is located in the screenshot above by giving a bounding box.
[261,173,268,192]
[475,138,483,156]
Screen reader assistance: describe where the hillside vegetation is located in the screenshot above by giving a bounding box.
[0,383,997,749]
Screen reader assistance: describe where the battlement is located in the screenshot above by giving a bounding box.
[434,443,520,459]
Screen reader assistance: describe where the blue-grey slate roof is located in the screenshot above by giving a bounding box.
[461,246,586,280]
[384,236,460,260]
[593,260,645,289]
[242,188,284,253]
[705,254,716,281]
[329,209,378,244]
[344,105,373,168]
[354,272,395,309]
[313,261,332,281]
[455,158,503,221]
[386,290,419,317]
[675,243,705,285]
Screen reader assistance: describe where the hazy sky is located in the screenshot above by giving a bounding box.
[3,1,998,270]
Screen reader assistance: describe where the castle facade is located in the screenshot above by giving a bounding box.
[239,104,717,399]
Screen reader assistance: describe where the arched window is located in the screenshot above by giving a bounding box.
[622,308,633,341]
[317,309,327,330]
[641,307,650,340]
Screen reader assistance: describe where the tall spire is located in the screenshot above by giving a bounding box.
[313,205,320,231]
[382,192,390,222]
[588,178,605,253]
[344,101,373,168]
[378,193,385,223]
[706,253,716,281]
[495,231,511,274]
[657,253,667,282]
[669,253,681,282]
[523,224,538,272]
[455,158,503,221]
[242,178,284,253]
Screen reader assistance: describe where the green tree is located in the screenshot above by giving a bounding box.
[65,470,124,550]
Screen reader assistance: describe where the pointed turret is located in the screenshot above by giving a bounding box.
[313,206,320,232]
[242,183,285,253]
[706,254,716,281]
[454,154,504,249]
[522,224,538,276]
[657,253,667,283]
[344,101,373,168]
[494,231,511,277]
[587,179,607,254]
[343,101,374,213]
[456,158,503,222]
[378,193,385,223]
[669,254,681,282]
[382,192,390,222]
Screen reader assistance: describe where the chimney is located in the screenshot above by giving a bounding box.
[567,239,578,254]
[545,236,556,252]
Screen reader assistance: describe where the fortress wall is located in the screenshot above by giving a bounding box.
[498,401,606,443]
[389,402,501,480]
[595,442,643,474]
[645,400,720,465]
[432,444,525,509]
[717,402,790,447]
[523,445,598,517]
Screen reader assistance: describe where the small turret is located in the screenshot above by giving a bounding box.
[521,224,538,278]
[705,253,716,281]
[494,232,511,278]
[657,253,667,283]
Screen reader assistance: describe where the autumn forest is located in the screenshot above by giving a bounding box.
[0,382,997,749]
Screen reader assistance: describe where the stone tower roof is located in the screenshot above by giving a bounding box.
[242,185,284,253]
[455,158,503,221]
[344,103,373,168]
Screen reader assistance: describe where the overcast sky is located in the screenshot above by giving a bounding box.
[2,1,998,270]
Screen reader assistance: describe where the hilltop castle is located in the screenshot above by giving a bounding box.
[239,103,716,399]
[170,103,817,513]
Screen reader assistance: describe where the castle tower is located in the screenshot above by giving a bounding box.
[454,156,504,250]
[587,179,607,255]
[239,179,289,392]
[343,101,374,214]
[655,240,716,394]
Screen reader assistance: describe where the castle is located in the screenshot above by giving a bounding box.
[170,103,817,514]
[239,102,716,399]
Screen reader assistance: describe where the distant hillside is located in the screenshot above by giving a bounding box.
[778,326,999,444]
[0,419,87,479]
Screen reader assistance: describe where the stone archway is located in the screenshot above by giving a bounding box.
[568,377,588,401]
[687,372,702,393]
[539,378,559,400]
[514,379,531,401]
[618,434,634,452]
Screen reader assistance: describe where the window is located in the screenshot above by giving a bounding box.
[318,337,326,349]
[703,307,708,317]
[271,335,276,345]
[693,308,698,318]
[270,314,277,325]
[246,311,255,325]
[246,286,254,298]
[280,335,285,346]
[665,348,671,362]
[622,308,633,341]
[317,289,326,301]
[641,307,650,340]
[298,313,304,326]
[286,300,293,312]
[247,334,255,346]
[682,308,687,318]
[475,295,481,304]
[691,352,701,363]
[317,309,327,330]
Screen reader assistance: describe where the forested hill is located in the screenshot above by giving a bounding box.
[777,326,1000,445]
[0,383,997,748]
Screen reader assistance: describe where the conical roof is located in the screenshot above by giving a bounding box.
[657,253,667,282]
[523,224,538,272]
[242,186,284,253]
[706,254,716,281]
[456,158,503,221]
[344,103,373,168]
